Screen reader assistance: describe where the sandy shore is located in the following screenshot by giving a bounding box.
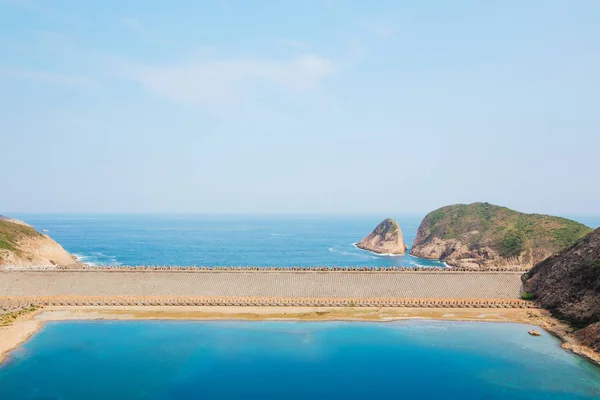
[0,318,41,365]
[1,306,598,367]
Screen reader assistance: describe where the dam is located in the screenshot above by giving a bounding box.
[0,268,530,309]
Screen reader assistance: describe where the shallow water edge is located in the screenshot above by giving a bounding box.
[1,306,599,368]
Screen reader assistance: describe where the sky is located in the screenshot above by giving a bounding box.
[1,0,599,215]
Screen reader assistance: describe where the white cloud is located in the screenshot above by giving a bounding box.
[131,54,336,108]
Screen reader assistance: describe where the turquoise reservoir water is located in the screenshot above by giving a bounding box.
[0,321,599,399]
[10,214,600,267]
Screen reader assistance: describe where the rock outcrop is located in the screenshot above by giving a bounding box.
[522,227,600,351]
[410,203,591,270]
[0,215,78,269]
[356,218,407,255]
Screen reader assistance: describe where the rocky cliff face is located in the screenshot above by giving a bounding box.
[522,227,600,351]
[410,203,591,270]
[0,215,78,269]
[356,218,407,255]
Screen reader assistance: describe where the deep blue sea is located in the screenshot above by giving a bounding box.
[3,215,600,398]
[1,321,599,399]
[10,214,600,267]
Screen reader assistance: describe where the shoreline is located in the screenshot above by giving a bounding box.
[1,306,598,368]
[0,318,41,366]
[352,243,450,268]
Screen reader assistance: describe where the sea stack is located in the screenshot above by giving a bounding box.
[356,218,407,255]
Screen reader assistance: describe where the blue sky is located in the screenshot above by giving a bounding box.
[1,0,599,215]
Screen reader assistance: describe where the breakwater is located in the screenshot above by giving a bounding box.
[0,296,534,311]
[48,265,529,272]
[0,270,524,299]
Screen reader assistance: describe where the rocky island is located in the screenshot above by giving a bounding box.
[410,203,591,270]
[523,227,600,353]
[0,215,77,269]
[356,218,407,254]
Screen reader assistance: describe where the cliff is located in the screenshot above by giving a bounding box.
[410,203,591,270]
[356,218,407,254]
[0,215,77,269]
[522,227,600,352]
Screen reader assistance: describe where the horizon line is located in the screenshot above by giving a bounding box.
[4,211,600,218]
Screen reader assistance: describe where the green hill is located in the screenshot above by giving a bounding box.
[410,202,592,270]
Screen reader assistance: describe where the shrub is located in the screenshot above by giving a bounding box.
[521,292,535,300]
[500,230,525,258]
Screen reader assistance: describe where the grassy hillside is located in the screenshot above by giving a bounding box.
[414,202,592,266]
[0,220,43,255]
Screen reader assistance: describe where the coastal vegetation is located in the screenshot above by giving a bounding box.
[0,305,39,327]
[520,292,535,300]
[523,227,600,352]
[410,202,592,269]
[0,220,42,255]
[0,216,77,268]
[500,229,526,258]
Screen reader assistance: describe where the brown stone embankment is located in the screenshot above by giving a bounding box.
[0,270,524,299]
[50,265,531,272]
[0,296,534,309]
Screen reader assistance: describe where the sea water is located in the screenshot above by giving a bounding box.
[0,321,599,399]
[11,214,445,267]
[10,214,600,267]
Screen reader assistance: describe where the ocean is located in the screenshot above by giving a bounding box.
[0,321,599,399]
[10,213,600,267]
[2,215,600,398]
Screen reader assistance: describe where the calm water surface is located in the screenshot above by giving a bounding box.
[12,214,446,267]
[11,214,599,267]
[0,321,599,399]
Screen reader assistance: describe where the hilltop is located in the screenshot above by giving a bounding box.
[356,218,407,254]
[0,215,77,268]
[410,203,591,270]
[0,214,34,227]
[523,228,600,352]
